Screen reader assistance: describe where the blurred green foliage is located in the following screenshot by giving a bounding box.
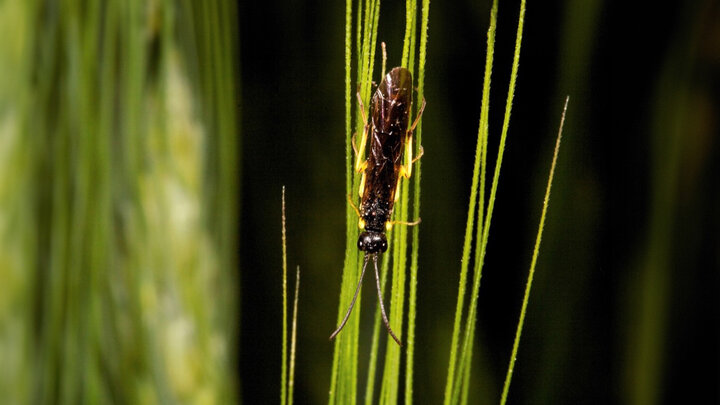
[0,1,239,403]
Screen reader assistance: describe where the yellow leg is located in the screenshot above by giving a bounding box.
[400,97,427,179]
[409,98,426,133]
[355,137,368,174]
[398,142,424,180]
[351,131,358,156]
[354,92,370,173]
[347,194,361,217]
[393,176,403,202]
[358,172,366,197]
[357,91,369,123]
[385,217,422,231]
[411,146,424,164]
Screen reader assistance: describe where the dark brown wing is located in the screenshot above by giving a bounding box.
[372,67,413,136]
[360,67,413,232]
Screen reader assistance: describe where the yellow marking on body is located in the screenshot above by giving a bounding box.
[385,221,392,231]
[359,218,366,229]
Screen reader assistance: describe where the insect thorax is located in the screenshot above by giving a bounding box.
[360,198,392,232]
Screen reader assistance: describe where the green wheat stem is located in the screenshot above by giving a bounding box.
[288,266,300,405]
[401,0,415,66]
[366,0,381,99]
[407,0,417,73]
[330,0,354,399]
[355,0,363,72]
[446,0,527,401]
[330,0,364,402]
[443,1,497,402]
[380,191,408,404]
[452,1,497,401]
[473,0,527,329]
[281,187,288,405]
[364,252,391,405]
[500,96,568,405]
[359,0,373,81]
[345,0,354,208]
[459,1,526,401]
[405,0,430,402]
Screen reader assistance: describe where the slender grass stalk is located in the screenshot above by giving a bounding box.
[346,0,355,214]
[363,252,391,405]
[405,0,430,403]
[401,0,415,65]
[281,187,288,405]
[281,190,300,405]
[288,266,300,405]
[445,0,528,403]
[453,0,501,399]
[500,97,568,405]
[443,1,497,402]
[460,1,527,402]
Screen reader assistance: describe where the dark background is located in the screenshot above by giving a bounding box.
[239,0,720,403]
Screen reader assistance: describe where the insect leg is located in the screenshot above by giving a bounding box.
[409,97,427,133]
[358,172,366,197]
[354,92,370,174]
[347,194,361,217]
[400,97,427,179]
[348,194,366,229]
[411,146,424,165]
[351,131,358,156]
[389,218,422,227]
[388,177,420,223]
[393,174,403,202]
[357,91,369,123]
[385,217,422,231]
[400,138,423,179]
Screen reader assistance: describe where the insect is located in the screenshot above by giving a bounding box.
[330,66,426,346]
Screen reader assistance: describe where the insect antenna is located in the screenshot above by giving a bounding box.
[329,254,370,341]
[372,254,402,346]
